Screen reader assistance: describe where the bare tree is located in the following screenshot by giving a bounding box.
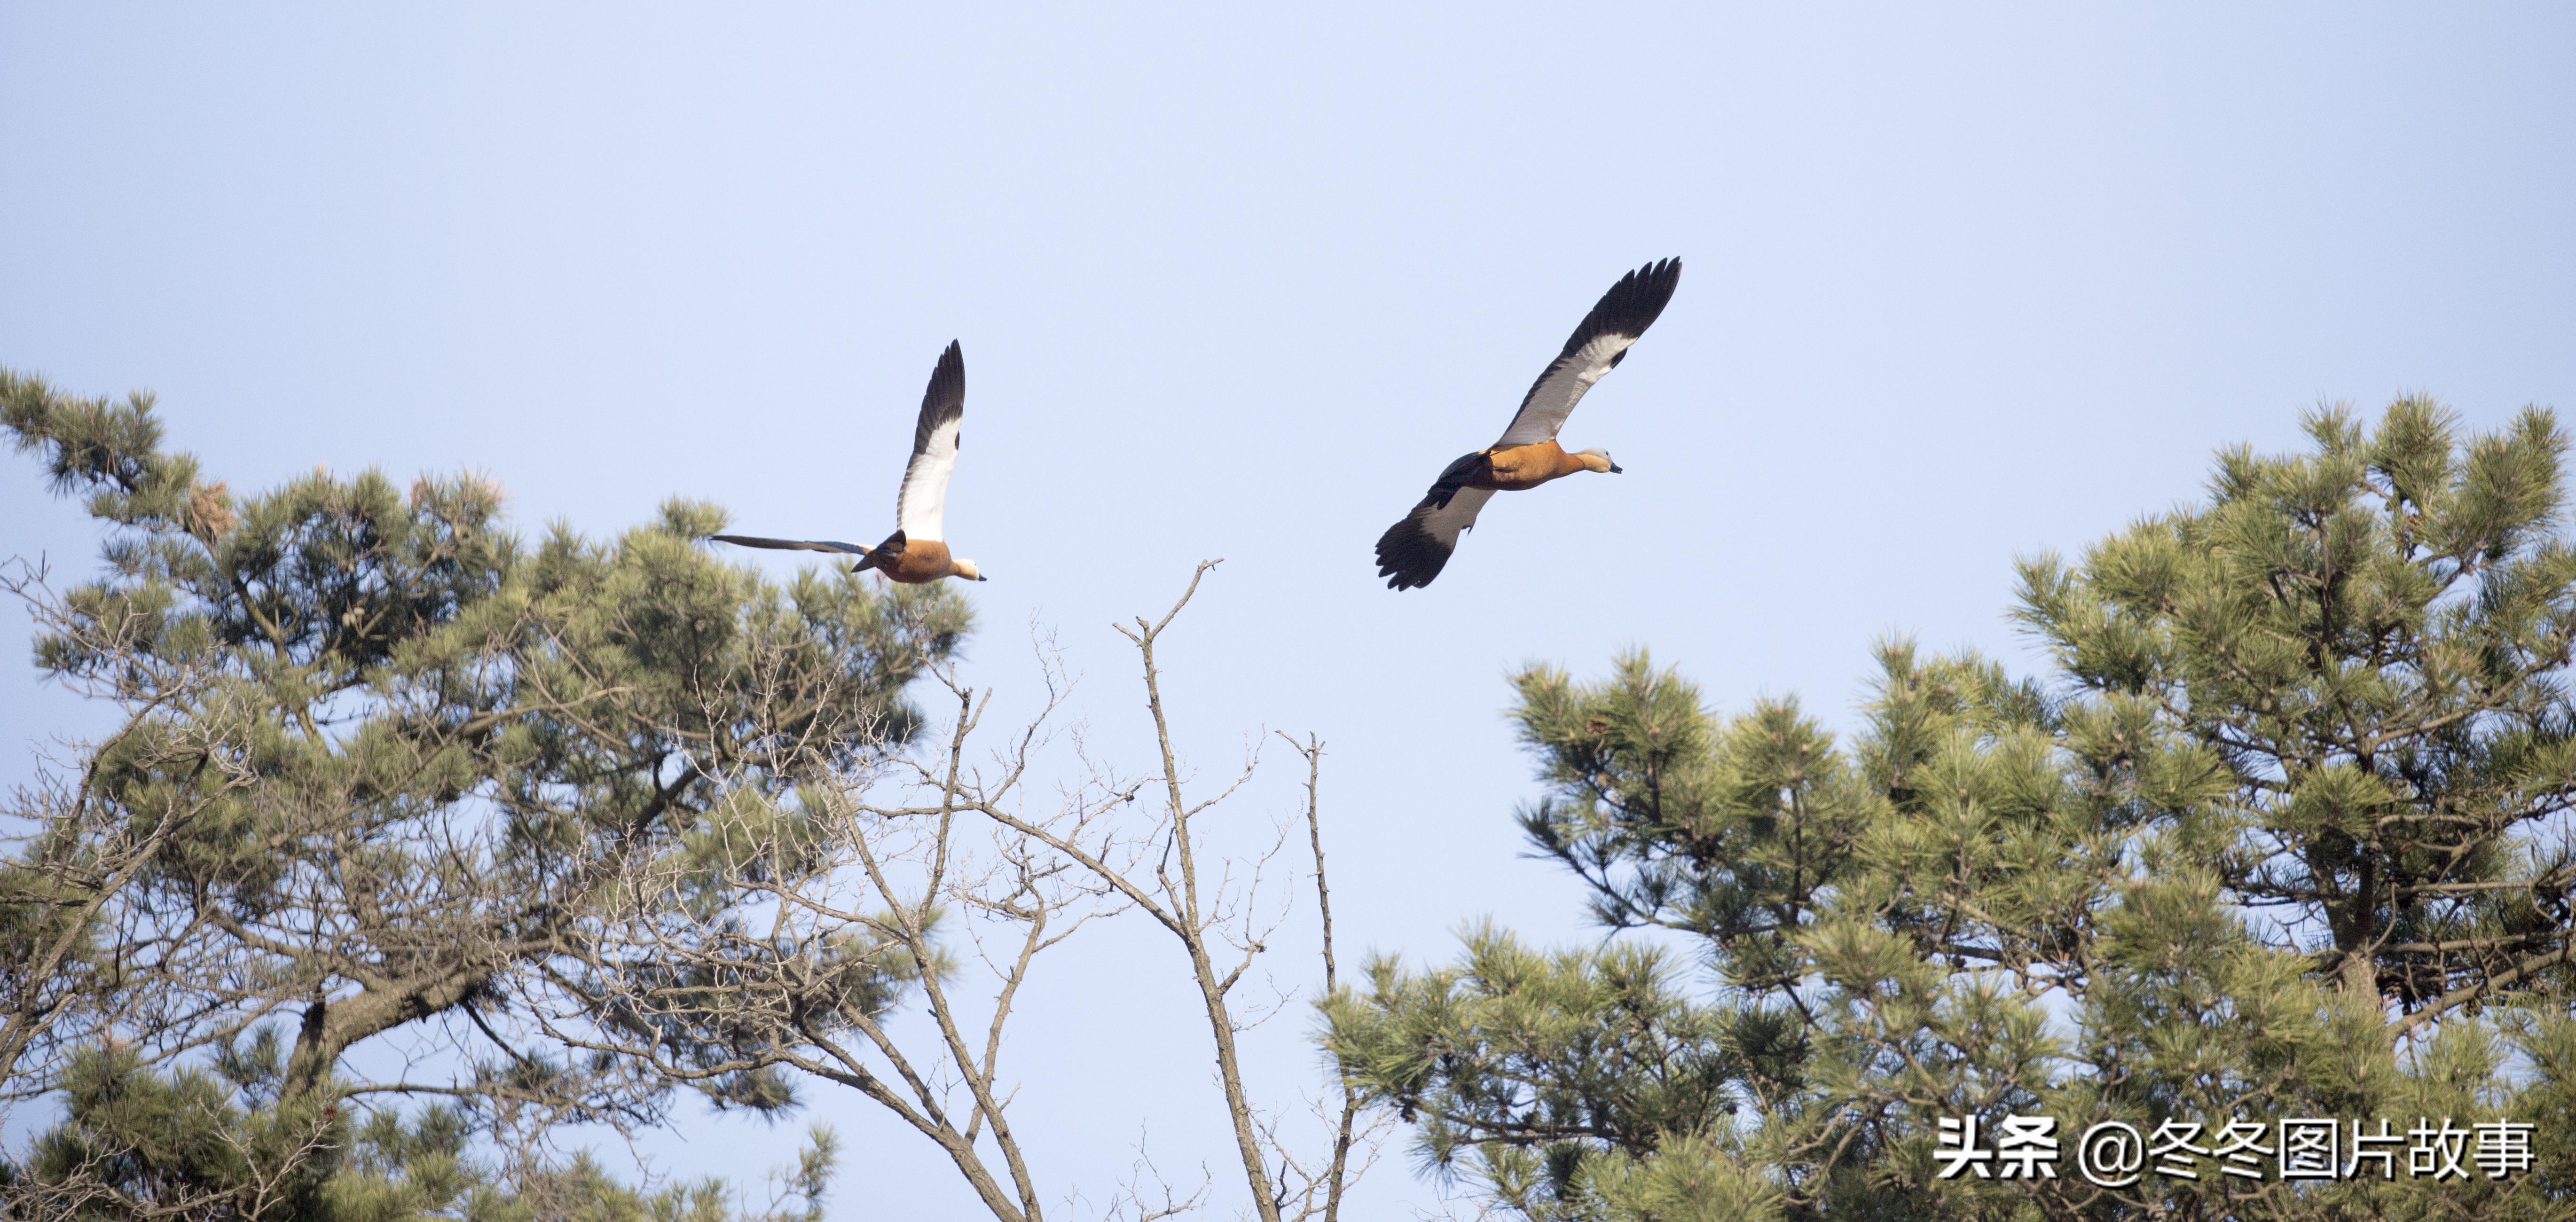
[1268,732,1364,1222]
[538,562,1381,1220]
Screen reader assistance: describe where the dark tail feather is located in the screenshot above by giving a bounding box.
[852,528,906,574]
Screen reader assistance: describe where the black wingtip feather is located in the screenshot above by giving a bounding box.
[1555,258,1682,359]
[913,340,966,455]
[1373,506,1452,591]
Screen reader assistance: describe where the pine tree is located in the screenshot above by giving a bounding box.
[1326,398,2576,1220]
[0,368,962,1217]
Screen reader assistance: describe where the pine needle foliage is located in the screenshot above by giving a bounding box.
[1325,398,2576,1220]
[11,1040,840,1222]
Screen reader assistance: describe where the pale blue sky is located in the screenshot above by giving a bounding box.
[6,4,2574,1215]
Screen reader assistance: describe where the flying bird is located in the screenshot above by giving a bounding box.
[1373,258,1681,590]
[711,341,987,583]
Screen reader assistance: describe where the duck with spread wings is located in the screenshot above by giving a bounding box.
[711,340,987,583]
[1373,258,1681,591]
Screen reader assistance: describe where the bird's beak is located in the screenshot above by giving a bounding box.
[1609,462,1625,474]
[975,572,990,581]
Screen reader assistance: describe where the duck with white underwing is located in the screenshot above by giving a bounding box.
[711,340,987,583]
[1373,258,1681,591]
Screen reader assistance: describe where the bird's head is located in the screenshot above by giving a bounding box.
[1578,448,1624,474]
[953,559,988,582]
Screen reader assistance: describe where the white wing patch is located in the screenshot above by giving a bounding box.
[1483,258,1680,451]
[1422,485,1497,547]
[1492,331,1639,448]
[896,414,959,541]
